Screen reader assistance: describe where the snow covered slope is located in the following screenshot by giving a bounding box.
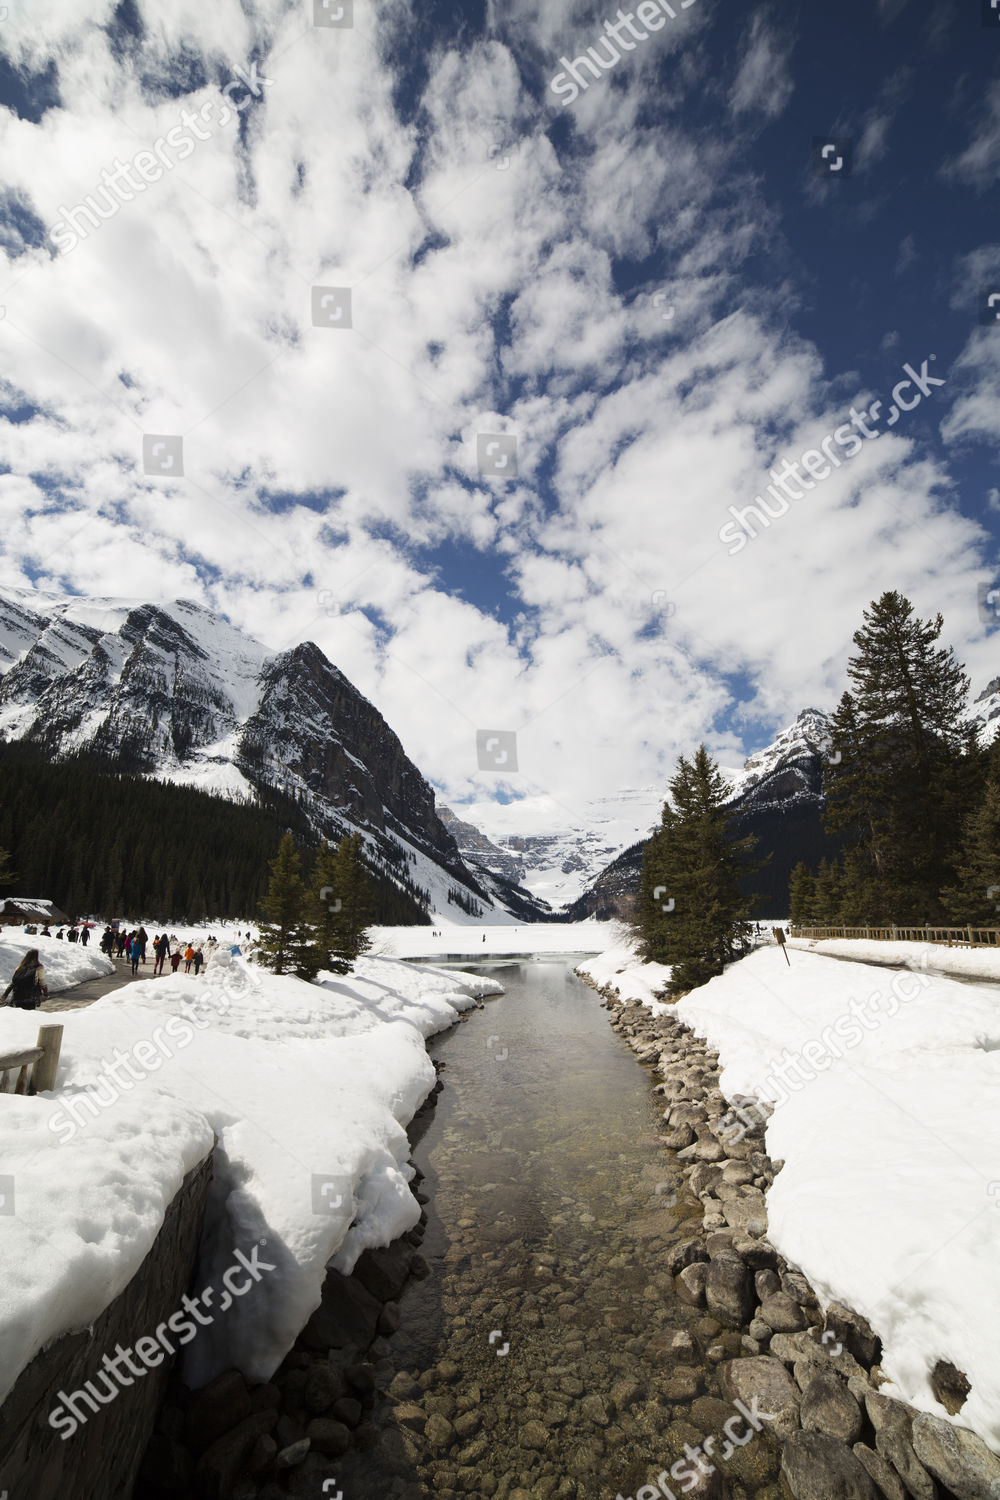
[0,588,545,923]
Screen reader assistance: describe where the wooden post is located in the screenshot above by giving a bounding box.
[32,1025,63,1094]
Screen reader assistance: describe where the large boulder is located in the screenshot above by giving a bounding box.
[705,1259,755,1328]
[719,1356,801,1442]
[911,1412,1000,1499]
[865,1392,936,1500]
[799,1370,863,1445]
[780,1431,879,1499]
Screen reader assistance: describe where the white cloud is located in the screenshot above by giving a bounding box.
[0,0,994,821]
[728,13,795,121]
[944,80,1000,190]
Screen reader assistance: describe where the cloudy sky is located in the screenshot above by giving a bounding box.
[1,0,999,832]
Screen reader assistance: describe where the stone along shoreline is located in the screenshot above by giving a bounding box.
[588,982,1000,1500]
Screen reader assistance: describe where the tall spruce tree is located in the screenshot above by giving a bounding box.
[823,592,971,923]
[321,833,373,974]
[637,745,757,997]
[0,846,14,892]
[942,735,1000,923]
[257,833,311,975]
[788,862,816,927]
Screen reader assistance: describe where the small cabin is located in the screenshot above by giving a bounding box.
[0,898,72,929]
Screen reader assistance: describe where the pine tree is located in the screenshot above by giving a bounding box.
[942,735,1000,923]
[328,834,374,974]
[813,857,844,924]
[823,593,971,923]
[0,845,15,892]
[637,746,758,997]
[788,862,816,927]
[257,834,310,975]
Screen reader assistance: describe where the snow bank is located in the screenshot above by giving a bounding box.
[0,931,113,995]
[789,934,1000,984]
[575,936,672,1014]
[672,947,1000,1449]
[0,955,501,1402]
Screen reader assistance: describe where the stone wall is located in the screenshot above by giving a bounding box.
[0,1152,213,1500]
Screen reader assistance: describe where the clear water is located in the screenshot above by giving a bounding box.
[339,960,760,1499]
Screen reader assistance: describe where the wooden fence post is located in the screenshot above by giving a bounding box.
[32,1025,63,1094]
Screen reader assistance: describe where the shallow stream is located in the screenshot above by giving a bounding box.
[337,958,765,1500]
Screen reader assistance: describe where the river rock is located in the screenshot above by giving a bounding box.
[756,1269,782,1301]
[705,1258,755,1327]
[389,1371,422,1401]
[824,1302,882,1370]
[676,1262,709,1307]
[911,1411,1000,1498]
[581,1394,610,1426]
[719,1356,801,1441]
[275,1438,311,1470]
[852,1442,907,1500]
[734,1237,779,1271]
[393,1403,427,1432]
[688,1163,723,1196]
[302,1362,345,1414]
[799,1369,863,1444]
[759,1292,805,1333]
[353,1241,414,1302]
[677,1138,726,1164]
[424,1413,456,1451]
[667,1238,709,1275]
[304,1417,351,1455]
[520,1419,550,1451]
[720,1189,768,1238]
[193,1411,278,1496]
[780,1431,879,1499]
[663,1123,697,1149]
[770,1329,865,1385]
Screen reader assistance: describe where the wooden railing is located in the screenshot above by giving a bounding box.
[0,1024,63,1095]
[791,926,1000,948]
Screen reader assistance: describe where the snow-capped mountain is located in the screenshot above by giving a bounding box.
[446,787,668,909]
[444,711,839,912]
[0,587,544,923]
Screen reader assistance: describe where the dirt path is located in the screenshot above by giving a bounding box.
[41,955,155,1013]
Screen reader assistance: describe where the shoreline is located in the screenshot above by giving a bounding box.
[575,967,1000,1500]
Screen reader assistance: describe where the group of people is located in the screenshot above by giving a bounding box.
[22,923,91,944]
[95,926,211,977]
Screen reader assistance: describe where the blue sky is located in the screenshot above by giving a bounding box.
[0,0,998,833]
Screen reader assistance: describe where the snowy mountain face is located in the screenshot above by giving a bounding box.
[451,787,666,909]
[966,678,1000,741]
[0,588,544,922]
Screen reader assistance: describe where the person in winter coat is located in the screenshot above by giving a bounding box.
[2,950,49,1009]
[184,944,195,974]
[137,927,148,965]
[67,925,79,944]
[153,934,170,975]
[80,925,90,947]
[192,946,204,976]
[129,933,143,976]
[169,949,182,974]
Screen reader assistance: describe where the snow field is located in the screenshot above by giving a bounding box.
[374,919,615,958]
[0,954,502,1403]
[581,939,1000,1451]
